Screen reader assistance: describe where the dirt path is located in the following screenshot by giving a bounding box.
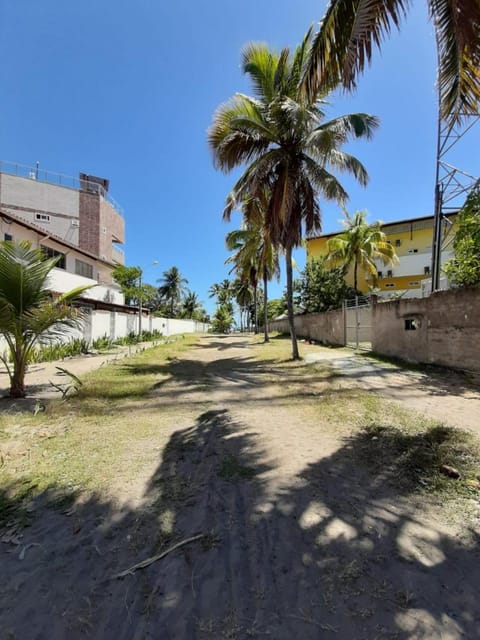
[1,335,479,639]
[304,345,480,436]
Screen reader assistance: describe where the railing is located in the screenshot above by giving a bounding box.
[0,159,123,216]
[112,245,125,264]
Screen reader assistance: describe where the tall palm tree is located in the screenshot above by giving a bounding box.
[209,32,378,358]
[231,276,254,332]
[0,241,91,398]
[326,209,398,290]
[303,0,480,123]
[226,194,280,341]
[209,279,235,310]
[157,266,188,317]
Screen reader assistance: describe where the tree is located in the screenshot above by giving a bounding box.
[0,241,91,398]
[112,264,142,305]
[226,193,280,341]
[211,305,234,333]
[326,210,398,291]
[304,0,480,124]
[444,188,480,287]
[181,291,204,319]
[299,257,356,313]
[209,279,235,315]
[157,266,188,317]
[209,32,378,358]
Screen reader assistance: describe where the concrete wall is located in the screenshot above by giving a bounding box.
[269,308,345,346]
[372,288,480,372]
[46,268,124,304]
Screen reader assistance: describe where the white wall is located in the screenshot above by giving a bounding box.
[47,268,125,304]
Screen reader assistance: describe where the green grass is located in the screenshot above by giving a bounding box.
[0,334,199,526]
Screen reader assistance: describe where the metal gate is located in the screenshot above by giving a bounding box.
[344,296,372,350]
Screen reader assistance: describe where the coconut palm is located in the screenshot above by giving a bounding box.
[303,0,480,123]
[209,32,378,358]
[326,209,398,290]
[232,276,254,332]
[181,291,202,319]
[157,266,188,317]
[226,195,280,341]
[209,279,235,310]
[0,241,91,398]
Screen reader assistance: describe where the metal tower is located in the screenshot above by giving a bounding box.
[431,112,480,291]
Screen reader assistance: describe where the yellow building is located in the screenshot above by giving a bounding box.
[306,213,457,297]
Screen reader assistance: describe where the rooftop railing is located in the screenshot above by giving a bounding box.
[0,160,123,215]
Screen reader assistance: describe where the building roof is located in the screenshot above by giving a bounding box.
[306,212,458,242]
[0,209,115,267]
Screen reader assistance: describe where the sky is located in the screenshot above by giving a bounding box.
[0,1,478,313]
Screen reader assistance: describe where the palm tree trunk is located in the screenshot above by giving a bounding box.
[263,270,269,343]
[10,351,27,398]
[285,248,299,359]
[253,284,258,334]
[354,259,358,292]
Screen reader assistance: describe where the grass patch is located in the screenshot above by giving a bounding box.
[0,335,199,527]
[356,419,480,497]
[218,454,256,481]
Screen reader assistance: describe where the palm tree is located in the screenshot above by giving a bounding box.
[209,279,235,312]
[0,241,91,398]
[326,209,398,291]
[226,194,280,341]
[303,0,480,123]
[181,290,202,319]
[209,32,378,358]
[232,276,254,332]
[157,266,188,317]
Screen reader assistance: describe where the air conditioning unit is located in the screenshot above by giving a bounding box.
[71,220,80,227]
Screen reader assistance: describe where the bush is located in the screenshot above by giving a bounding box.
[444,188,480,287]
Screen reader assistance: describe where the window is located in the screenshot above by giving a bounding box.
[424,266,430,275]
[405,319,418,330]
[385,283,396,288]
[387,269,393,278]
[377,271,383,279]
[4,233,12,241]
[75,259,93,279]
[408,248,418,254]
[395,239,402,247]
[35,213,50,222]
[41,246,66,269]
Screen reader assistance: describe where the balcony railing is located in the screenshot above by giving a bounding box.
[0,159,123,216]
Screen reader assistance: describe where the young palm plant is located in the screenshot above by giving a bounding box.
[303,0,480,123]
[209,30,378,358]
[326,209,398,290]
[0,241,91,398]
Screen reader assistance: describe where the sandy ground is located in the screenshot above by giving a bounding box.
[1,335,479,639]
[303,346,480,436]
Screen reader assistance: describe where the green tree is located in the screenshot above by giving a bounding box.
[226,192,280,341]
[304,0,480,124]
[157,266,188,317]
[326,210,398,291]
[181,291,204,319]
[209,33,377,358]
[0,241,91,398]
[444,189,480,287]
[112,264,142,305]
[209,279,235,315]
[212,305,234,333]
[299,257,356,313]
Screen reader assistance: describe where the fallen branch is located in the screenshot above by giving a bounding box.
[111,534,205,579]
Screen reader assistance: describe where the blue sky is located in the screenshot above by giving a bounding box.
[1,1,478,313]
